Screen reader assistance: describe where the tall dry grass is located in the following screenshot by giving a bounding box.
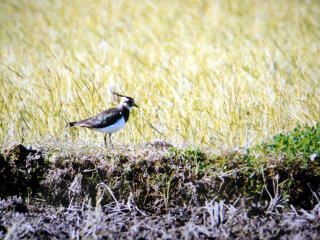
[0,0,319,148]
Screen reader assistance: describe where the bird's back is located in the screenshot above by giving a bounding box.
[67,106,130,129]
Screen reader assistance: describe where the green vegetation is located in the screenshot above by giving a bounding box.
[0,0,319,148]
[256,123,320,159]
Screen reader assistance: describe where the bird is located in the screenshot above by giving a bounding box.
[66,92,138,147]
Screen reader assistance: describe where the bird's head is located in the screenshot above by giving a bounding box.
[113,92,139,110]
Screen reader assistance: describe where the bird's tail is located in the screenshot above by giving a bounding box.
[66,121,77,128]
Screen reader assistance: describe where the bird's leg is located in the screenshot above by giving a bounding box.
[109,133,113,147]
[104,135,107,147]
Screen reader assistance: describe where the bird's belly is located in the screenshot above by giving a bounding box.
[93,117,126,134]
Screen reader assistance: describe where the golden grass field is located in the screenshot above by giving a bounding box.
[0,0,319,148]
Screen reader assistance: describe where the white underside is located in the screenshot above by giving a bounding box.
[93,117,126,134]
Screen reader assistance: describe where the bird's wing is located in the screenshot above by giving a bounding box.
[74,108,122,128]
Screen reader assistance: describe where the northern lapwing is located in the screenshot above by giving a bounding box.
[66,92,138,147]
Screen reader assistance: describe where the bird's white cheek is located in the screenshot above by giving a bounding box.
[124,103,132,110]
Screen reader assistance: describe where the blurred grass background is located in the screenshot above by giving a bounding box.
[0,0,319,148]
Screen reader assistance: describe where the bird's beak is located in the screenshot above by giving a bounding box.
[133,103,139,108]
